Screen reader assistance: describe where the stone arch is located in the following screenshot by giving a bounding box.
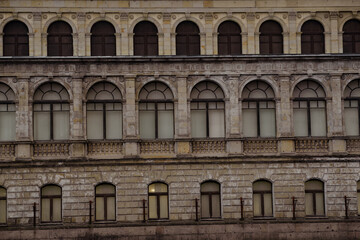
[129,17,163,34]
[84,79,125,102]
[172,17,205,33]
[290,77,330,99]
[297,17,329,33]
[43,16,77,34]
[31,79,73,102]
[0,16,34,33]
[136,79,176,100]
[188,78,229,100]
[255,16,288,33]
[86,17,120,34]
[239,77,279,99]
[213,16,247,33]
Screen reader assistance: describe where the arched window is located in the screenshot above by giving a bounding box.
[357,181,360,215]
[0,83,15,141]
[148,182,168,220]
[218,21,242,55]
[343,19,360,54]
[91,21,116,56]
[259,20,283,54]
[301,20,325,54]
[305,179,325,216]
[134,21,158,56]
[253,180,273,217]
[95,183,116,221]
[191,81,225,138]
[41,185,62,222]
[47,21,73,56]
[87,82,122,140]
[139,82,174,139]
[344,79,360,136]
[293,80,326,137]
[0,187,6,224]
[176,21,200,56]
[201,181,221,219]
[33,82,70,140]
[242,81,276,137]
[3,20,29,56]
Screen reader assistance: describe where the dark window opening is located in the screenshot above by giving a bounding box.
[176,21,200,56]
[343,19,360,54]
[91,21,116,56]
[47,21,73,56]
[3,20,29,56]
[301,20,325,54]
[259,20,283,54]
[134,21,158,56]
[218,21,242,55]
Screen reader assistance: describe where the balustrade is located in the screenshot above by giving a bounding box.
[243,139,278,154]
[191,139,226,154]
[87,141,123,156]
[295,139,329,153]
[140,140,175,154]
[33,143,70,157]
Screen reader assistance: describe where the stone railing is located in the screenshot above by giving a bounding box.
[0,143,15,158]
[140,140,175,154]
[33,142,70,157]
[87,141,123,156]
[295,138,329,153]
[346,138,360,152]
[243,139,278,154]
[191,139,226,154]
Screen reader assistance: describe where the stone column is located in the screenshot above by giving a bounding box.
[32,13,42,56]
[162,14,172,55]
[128,33,134,56]
[115,33,121,56]
[0,34,3,56]
[158,33,164,55]
[205,13,214,55]
[200,32,206,55]
[171,32,176,55]
[85,33,91,56]
[120,13,129,55]
[124,75,138,156]
[246,13,256,54]
[279,75,294,154]
[77,13,86,56]
[71,78,85,158]
[283,32,289,54]
[288,12,297,54]
[330,12,339,53]
[41,33,47,56]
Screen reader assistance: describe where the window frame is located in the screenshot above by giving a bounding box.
[259,20,283,54]
[47,21,73,56]
[343,19,360,54]
[0,187,6,224]
[40,184,62,223]
[176,21,200,56]
[305,179,325,217]
[0,83,16,141]
[90,21,116,56]
[301,20,325,54]
[200,181,221,219]
[148,182,169,220]
[217,21,242,55]
[133,21,159,56]
[3,20,29,56]
[95,183,116,222]
[253,180,273,218]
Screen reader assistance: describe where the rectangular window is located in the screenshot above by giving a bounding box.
[34,104,51,140]
[344,100,359,136]
[0,104,15,141]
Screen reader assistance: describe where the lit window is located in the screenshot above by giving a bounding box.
[0,187,6,224]
[201,181,221,219]
[253,180,273,217]
[301,20,325,54]
[344,79,360,136]
[148,182,168,220]
[242,81,276,137]
[305,180,325,216]
[191,81,225,138]
[41,185,62,222]
[357,181,360,215]
[0,83,15,141]
[91,21,116,56]
[95,183,116,221]
[218,21,242,55]
[47,21,73,56]
[3,20,29,56]
[176,21,200,56]
[293,80,326,137]
[139,82,174,139]
[87,82,122,140]
[134,21,158,56]
[259,20,283,54]
[33,82,70,140]
[343,19,360,54]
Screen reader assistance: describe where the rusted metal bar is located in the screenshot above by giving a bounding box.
[292,197,297,220]
[89,200,92,224]
[33,202,36,227]
[344,196,350,219]
[195,198,199,221]
[240,197,244,220]
[143,199,146,222]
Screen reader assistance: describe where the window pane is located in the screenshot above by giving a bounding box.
[159,195,168,219]
[260,108,276,137]
[253,193,262,217]
[310,108,326,136]
[107,197,116,220]
[42,185,61,196]
[149,196,157,219]
[158,110,173,139]
[305,180,323,191]
[0,200,6,223]
[201,182,220,192]
[87,111,103,139]
[53,111,69,140]
[243,108,257,137]
[253,181,272,191]
[211,194,221,218]
[53,198,61,221]
[95,197,104,221]
[41,198,51,222]
[344,108,359,136]
[96,184,115,194]
[191,110,206,138]
[106,110,122,139]
[357,191,360,215]
[140,110,156,139]
[305,192,314,215]
[209,109,224,138]
[0,111,15,141]
[294,108,308,136]
[201,195,210,218]
[34,112,51,140]
[264,193,273,216]
[315,193,325,215]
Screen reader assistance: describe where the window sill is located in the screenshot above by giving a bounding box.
[305,216,328,219]
[200,218,222,221]
[93,220,117,224]
[147,219,170,222]
[253,217,276,220]
[39,222,63,226]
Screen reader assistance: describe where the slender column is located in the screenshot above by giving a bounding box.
[77,13,86,56]
[228,75,240,136]
[0,33,3,56]
[200,33,206,55]
[120,13,129,55]
[71,78,85,158]
[205,13,214,55]
[279,75,292,137]
[41,33,47,56]
[115,33,121,56]
[176,75,189,137]
[330,12,339,53]
[32,13,42,56]
[85,33,91,56]
[124,75,138,156]
[288,12,297,54]
[162,13,172,55]
[246,13,256,54]
[329,73,343,136]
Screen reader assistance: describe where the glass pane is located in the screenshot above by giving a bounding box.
[357,192,360,215]
[253,181,271,191]
[310,108,326,136]
[159,195,168,219]
[305,193,314,215]
[42,185,61,196]
[41,198,50,222]
[87,111,103,139]
[344,108,359,136]
[243,108,257,137]
[0,200,5,223]
[294,109,308,137]
[191,110,206,138]
[53,111,69,140]
[253,193,262,217]
[201,195,210,218]
[201,182,220,192]
[34,112,50,140]
[260,108,276,137]
[0,188,5,197]
[264,193,273,216]
[149,183,167,193]
[106,110,122,139]
[96,184,115,194]
[305,180,323,191]
[149,196,157,219]
[107,197,116,220]
[315,193,325,215]
[211,194,221,218]
[158,110,173,139]
[95,197,104,221]
[209,110,225,138]
[53,198,61,221]
[0,112,15,141]
[140,110,155,139]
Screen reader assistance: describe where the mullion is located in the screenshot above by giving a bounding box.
[155,103,158,139]
[50,104,54,140]
[257,102,260,137]
[307,100,311,136]
[149,192,167,219]
[206,102,209,137]
[103,103,106,139]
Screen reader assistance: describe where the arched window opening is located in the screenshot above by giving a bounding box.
[134,21,158,56]
[176,21,200,56]
[293,80,326,137]
[41,185,62,223]
[47,21,73,56]
[148,182,168,220]
[91,21,116,56]
[95,183,116,221]
[190,81,225,138]
[87,82,122,140]
[0,83,15,141]
[33,82,70,140]
[259,20,283,54]
[344,79,360,136]
[218,21,242,55]
[305,180,325,216]
[301,20,325,54]
[253,180,273,217]
[3,20,29,56]
[0,187,6,224]
[139,82,174,139]
[201,181,221,219]
[343,19,360,54]
[242,81,276,137]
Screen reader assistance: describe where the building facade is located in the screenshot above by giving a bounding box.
[0,0,360,239]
